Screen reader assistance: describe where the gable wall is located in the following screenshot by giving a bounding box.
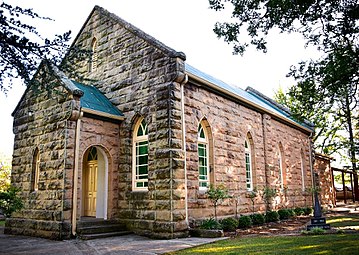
[7,77,79,239]
[184,82,313,222]
[70,8,187,238]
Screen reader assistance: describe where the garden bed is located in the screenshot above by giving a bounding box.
[229,215,311,237]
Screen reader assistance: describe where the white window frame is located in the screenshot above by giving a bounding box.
[132,118,148,191]
[32,149,40,191]
[198,123,209,190]
[245,138,253,191]
[90,37,98,72]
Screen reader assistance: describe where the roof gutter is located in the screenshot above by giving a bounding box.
[186,71,313,134]
[82,108,125,121]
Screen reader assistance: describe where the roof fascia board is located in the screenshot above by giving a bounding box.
[82,107,124,121]
[12,61,83,116]
[186,71,313,134]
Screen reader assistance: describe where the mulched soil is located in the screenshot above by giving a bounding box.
[226,216,312,238]
[227,208,359,238]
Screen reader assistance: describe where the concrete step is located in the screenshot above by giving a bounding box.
[77,218,130,240]
[77,224,126,235]
[79,230,132,240]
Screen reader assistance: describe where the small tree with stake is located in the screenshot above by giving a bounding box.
[246,187,258,214]
[261,187,277,212]
[206,184,230,221]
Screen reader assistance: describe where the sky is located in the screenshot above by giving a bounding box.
[0,0,320,157]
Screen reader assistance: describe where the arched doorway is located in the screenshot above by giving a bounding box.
[82,146,108,219]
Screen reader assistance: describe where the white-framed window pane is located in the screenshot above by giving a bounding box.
[133,119,149,190]
[198,143,209,188]
[135,140,148,188]
[245,151,252,190]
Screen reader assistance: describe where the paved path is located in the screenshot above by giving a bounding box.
[0,229,227,255]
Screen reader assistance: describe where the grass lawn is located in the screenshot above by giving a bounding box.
[168,234,359,255]
[327,214,359,229]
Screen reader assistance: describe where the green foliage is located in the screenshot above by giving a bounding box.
[303,207,313,216]
[294,207,305,216]
[220,217,238,231]
[238,215,252,229]
[287,209,296,217]
[206,184,230,221]
[0,186,23,217]
[0,3,69,92]
[261,187,277,212]
[265,211,279,223]
[0,154,11,191]
[208,0,358,173]
[334,173,352,185]
[278,209,290,220]
[200,218,222,230]
[250,213,265,225]
[301,227,326,235]
[0,3,90,93]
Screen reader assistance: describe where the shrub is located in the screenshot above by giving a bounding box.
[265,211,279,222]
[303,207,313,215]
[294,207,305,216]
[301,227,326,235]
[250,213,265,225]
[238,215,253,229]
[0,186,23,217]
[200,218,222,230]
[287,209,296,217]
[278,209,290,220]
[220,217,239,231]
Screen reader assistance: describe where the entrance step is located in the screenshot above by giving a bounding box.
[77,218,131,240]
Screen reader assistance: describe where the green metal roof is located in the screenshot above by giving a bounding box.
[185,63,314,132]
[71,81,124,120]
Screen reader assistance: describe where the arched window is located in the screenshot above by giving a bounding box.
[133,118,148,190]
[278,143,286,189]
[198,122,209,189]
[245,138,253,191]
[89,37,98,72]
[300,149,306,191]
[87,147,98,161]
[31,148,40,191]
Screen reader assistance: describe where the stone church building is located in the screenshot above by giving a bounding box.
[6,6,315,239]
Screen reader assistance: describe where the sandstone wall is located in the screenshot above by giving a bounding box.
[70,7,187,238]
[184,82,313,223]
[7,74,79,239]
[75,116,121,219]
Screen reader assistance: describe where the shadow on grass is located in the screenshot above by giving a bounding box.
[167,234,359,255]
[327,215,359,228]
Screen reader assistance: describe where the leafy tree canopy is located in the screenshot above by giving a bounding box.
[209,0,358,165]
[209,0,358,55]
[0,2,79,93]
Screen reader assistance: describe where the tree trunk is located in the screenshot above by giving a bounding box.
[345,94,358,201]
